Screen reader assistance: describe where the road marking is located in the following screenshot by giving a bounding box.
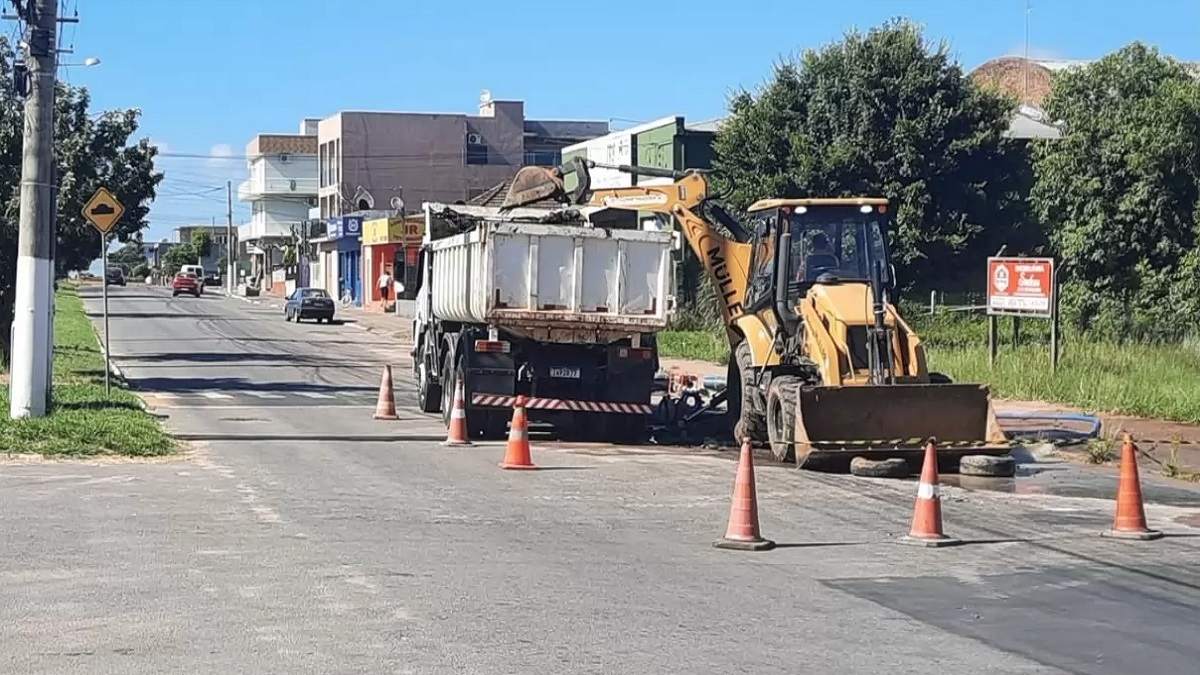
[243,391,285,399]
[147,392,179,400]
[201,392,233,400]
[296,392,336,399]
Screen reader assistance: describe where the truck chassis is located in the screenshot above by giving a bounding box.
[414,322,658,443]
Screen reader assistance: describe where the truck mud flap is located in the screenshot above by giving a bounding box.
[793,383,1011,471]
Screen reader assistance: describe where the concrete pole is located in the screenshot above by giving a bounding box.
[226,180,234,294]
[9,0,58,419]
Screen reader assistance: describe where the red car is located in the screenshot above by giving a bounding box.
[172,272,202,297]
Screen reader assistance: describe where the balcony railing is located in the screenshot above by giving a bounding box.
[238,177,320,200]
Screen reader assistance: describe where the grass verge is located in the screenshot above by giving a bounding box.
[658,309,1200,424]
[0,283,176,456]
[658,331,729,364]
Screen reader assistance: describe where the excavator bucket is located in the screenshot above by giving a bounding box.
[501,165,567,210]
[792,383,1011,472]
[500,156,592,211]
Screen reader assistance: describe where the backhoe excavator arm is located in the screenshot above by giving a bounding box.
[502,158,754,327]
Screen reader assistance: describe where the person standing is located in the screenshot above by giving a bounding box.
[378,265,393,305]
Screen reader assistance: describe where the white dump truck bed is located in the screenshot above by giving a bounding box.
[425,204,674,337]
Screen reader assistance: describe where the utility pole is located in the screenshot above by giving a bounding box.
[8,0,60,419]
[226,180,234,295]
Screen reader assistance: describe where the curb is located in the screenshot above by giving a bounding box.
[92,327,168,419]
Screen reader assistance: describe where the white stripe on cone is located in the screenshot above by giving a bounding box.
[916,482,938,500]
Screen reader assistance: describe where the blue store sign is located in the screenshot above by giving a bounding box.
[328,216,364,306]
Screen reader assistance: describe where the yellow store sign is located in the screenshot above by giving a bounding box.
[363,217,425,245]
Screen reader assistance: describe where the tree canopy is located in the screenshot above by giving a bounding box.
[710,18,1035,291]
[1031,43,1200,339]
[0,37,162,356]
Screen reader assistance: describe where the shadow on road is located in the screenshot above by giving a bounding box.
[85,311,221,319]
[172,432,447,442]
[127,375,378,395]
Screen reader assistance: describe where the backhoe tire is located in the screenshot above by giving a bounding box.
[766,375,802,462]
[727,341,767,447]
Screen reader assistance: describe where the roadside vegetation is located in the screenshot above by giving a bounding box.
[0,283,175,456]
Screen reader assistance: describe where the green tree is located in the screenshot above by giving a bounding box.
[0,37,162,356]
[1031,43,1200,340]
[161,242,196,275]
[191,230,213,262]
[107,241,146,270]
[711,18,1034,291]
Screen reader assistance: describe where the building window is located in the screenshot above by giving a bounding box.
[466,142,489,165]
[523,149,561,166]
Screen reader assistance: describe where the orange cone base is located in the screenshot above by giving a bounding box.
[901,533,961,548]
[713,536,776,551]
[373,411,398,420]
[1101,528,1163,541]
[499,461,537,470]
[442,438,474,447]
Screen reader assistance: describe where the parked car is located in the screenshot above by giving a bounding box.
[104,268,126,287]
[172,272,202,297]
[284,287,336,323]
[203,269,221,287]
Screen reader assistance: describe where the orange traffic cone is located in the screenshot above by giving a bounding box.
[499,395,536,470]
[713,438,775,551]
[372,365,399,420]
[1102,435,1163,540]
[902,439,960,547]
[442,379,473,446]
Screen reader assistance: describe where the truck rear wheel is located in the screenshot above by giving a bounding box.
[766,375,801,462]
[417,354,442,414]
[728,341,767,446]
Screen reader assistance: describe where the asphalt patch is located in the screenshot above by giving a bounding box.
[823,565,1200,675]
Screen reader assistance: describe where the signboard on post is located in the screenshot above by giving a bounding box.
[82,187,124,397]
[82,187,124,234]
[987,256,1054,318]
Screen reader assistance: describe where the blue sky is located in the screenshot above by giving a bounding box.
[60,0,1200,249]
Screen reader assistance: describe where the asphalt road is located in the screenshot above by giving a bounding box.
[1,283,1199,674]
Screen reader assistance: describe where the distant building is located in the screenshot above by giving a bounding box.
[970,55,1200,140]
[559,115,718,229]
[316,90,610,219]
[174,224,232,272]
[238,119,320,281]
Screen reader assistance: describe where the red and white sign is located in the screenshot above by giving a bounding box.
[987,257,1054,316]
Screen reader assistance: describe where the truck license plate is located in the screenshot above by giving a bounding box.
[549,366,581,379]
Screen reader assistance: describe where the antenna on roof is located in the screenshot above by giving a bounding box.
[1023,1,1033,104]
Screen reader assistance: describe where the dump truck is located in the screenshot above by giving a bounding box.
[410,201,676,442]
[500,159,1011,472]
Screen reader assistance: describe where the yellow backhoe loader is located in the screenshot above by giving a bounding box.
[501,158,1010,472]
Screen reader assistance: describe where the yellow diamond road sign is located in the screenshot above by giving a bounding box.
[83,187,124,234]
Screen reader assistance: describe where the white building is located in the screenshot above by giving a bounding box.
[237,119,320,284]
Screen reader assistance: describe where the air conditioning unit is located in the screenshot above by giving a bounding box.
[467,133,483,145]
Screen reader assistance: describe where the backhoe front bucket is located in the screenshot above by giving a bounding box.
[793,383,1011,472]
[501,166,567,210]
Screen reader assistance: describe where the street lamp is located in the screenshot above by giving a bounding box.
[59,57,101,67]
